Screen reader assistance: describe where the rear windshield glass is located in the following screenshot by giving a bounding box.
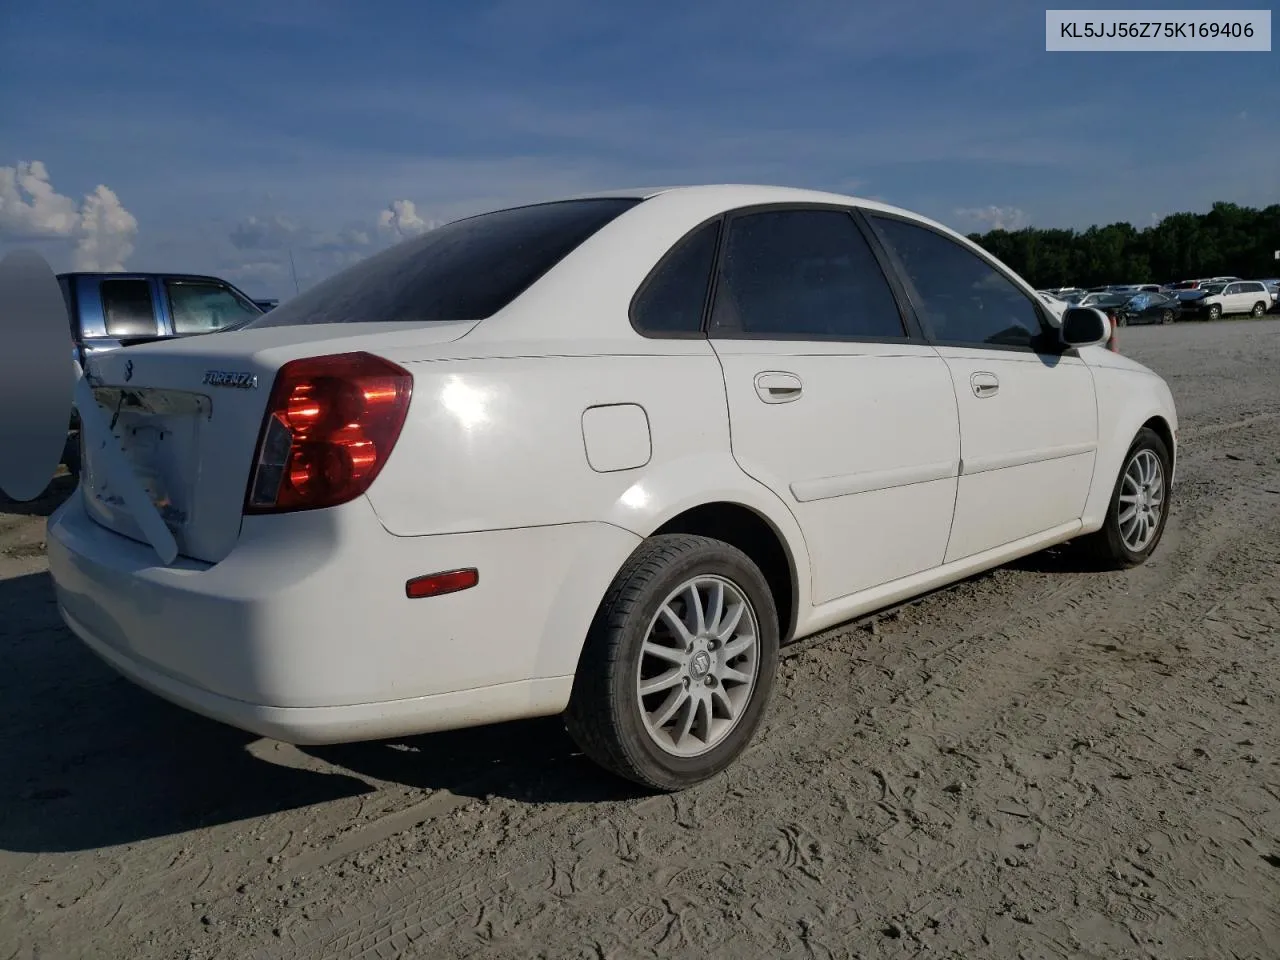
[242,197,642,328]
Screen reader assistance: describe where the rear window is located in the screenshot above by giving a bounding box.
[244,198,642,328]
[100,279,158,337]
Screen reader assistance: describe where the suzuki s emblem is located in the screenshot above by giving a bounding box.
[202,370,259,389]
[124,359,134,382]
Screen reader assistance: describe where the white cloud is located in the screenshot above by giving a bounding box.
[0,160,138,270]
[377,199,436,239]
[229,214,299,251]
[953,205,1029,232]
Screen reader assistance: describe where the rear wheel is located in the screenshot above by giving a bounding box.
[1251,302,1266,318]
[1077,427,1172,569]
[565,534,779,791]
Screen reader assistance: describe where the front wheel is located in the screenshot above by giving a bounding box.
[564,534,780,791]
[1207,304,1222,321]
[1077,427,1172,569]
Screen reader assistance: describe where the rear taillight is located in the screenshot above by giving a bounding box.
[245,352,412,513]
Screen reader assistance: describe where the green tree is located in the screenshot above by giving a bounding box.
[966,202,1280,287]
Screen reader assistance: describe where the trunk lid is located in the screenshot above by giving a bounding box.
[79,320,476,563]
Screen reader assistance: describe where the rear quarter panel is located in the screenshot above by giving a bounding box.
[366,349,809,547]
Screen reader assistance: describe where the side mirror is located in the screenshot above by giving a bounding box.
[1061,306,1111,347]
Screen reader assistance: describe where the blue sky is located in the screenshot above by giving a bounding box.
[1,0,1277,298]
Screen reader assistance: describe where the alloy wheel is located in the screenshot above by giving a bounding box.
[636,575,760,758]
[1118,449,1165,553]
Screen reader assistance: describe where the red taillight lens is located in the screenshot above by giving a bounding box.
[245,352,412,513]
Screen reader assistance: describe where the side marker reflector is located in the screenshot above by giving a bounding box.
[406,568,479,599]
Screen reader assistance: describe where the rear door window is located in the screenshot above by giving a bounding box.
[100,279,159,337]
[709,208,907,339]
[166,280,263,333]
[245,198,642,328]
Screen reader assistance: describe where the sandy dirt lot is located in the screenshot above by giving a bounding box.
[3,319,1279,960]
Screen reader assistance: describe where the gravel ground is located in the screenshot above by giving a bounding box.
[2,319,1279,960]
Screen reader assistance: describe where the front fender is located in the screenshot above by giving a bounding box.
[1081,365,1178,531]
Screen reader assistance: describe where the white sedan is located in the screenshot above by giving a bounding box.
[47,185,1179,791]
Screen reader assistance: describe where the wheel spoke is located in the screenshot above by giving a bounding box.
[711,683,735,718]
[705,581,725,637]
[642,640,685,665]
[722,631,754,660]
[640,668,684,697]
[685,582,706,637]
[1118,504,1138,525]
[674,694,700,746]
[721,665,752,686]
[658,604,694,646]
[651,687,689,730]
[714,602,745,642]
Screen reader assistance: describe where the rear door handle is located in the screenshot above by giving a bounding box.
[970,371,999,398]
[754,371,803,403]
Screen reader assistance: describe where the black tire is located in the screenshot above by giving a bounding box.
[564,534,780,791]
[1207,304,1222,321]
[1076,427,1172,569]
[1161,310,1174,325]
[1251,302,1266,318]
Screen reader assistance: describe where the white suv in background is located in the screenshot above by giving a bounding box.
[1194,280,1273,321]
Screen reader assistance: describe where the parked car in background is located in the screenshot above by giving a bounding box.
[45,184,1175,791]
[1169,277,1240,291]
[59,272,266,368]
[1077,291,1130,310]
[58,272,266,470]
[1118,291,1179,325]
[1261,279,1279,312]
[1180,280,1272,321]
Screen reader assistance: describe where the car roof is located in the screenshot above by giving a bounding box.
[57,271,233,284]
[563,183,954,230]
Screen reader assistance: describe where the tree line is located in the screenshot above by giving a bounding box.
[966,201,1280,288]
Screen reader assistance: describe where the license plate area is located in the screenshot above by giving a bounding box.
[85,387,211,536]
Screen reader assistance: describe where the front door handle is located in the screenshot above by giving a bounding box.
[970,371,1000,398]
[754,371,803,403]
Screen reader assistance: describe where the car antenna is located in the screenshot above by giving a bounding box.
[288,248,300,295]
